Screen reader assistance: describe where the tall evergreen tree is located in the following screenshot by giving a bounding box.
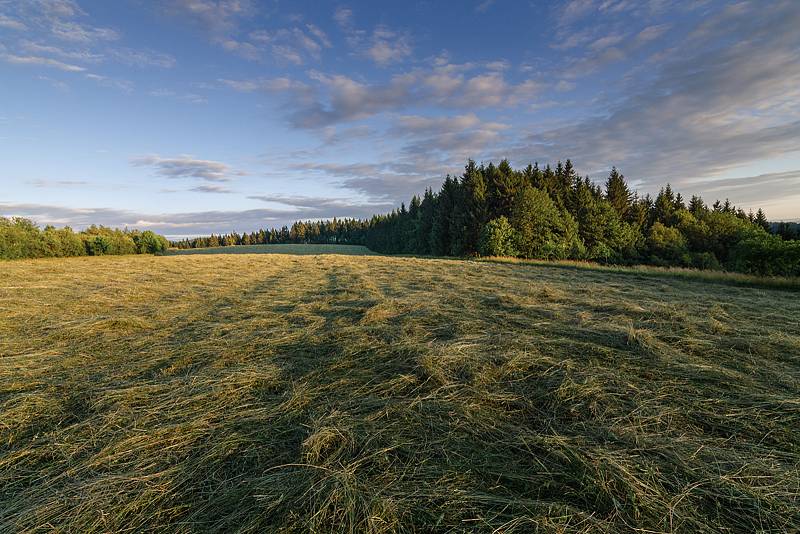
[417,188,436,255]
[605,167,632,219]
[450,160,487,255]
[486,159,520,220]
[754,208,769,232]
[431,176,457,256]
[688,195,706,216]
[653,185,676,225]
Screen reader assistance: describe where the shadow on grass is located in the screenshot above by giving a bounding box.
[462,256,800,292]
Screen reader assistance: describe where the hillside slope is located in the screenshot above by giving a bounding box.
[1,254,799,532]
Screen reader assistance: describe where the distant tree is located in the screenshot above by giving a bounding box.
[754,208,770,232]
[688,195,706,216]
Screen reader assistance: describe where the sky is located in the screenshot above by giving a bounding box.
[1,0,799,239]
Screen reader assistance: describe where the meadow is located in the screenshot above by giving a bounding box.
[1,251,799,532]
[165,243,376,256]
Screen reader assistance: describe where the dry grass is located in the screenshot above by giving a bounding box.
[1,253,799,532]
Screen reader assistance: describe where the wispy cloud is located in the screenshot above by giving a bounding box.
[246,24,333,64]
[85,73,134,92]
[149,89,207,104]
[163,0,256,35]
[0,14,27,30]
[227,63,541,129]
[190,184,233,194]
[132,155,246,182]
[26,179,89,188]
[365,26,411,66]
[333,6,354,29]
[475,0,496,13]
[0,51,86,72]
[110,47,176,68]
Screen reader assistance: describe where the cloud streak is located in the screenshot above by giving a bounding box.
[132,155,246,182]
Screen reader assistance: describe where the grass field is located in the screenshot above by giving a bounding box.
[166,243,376,255]
[1,253,799,532]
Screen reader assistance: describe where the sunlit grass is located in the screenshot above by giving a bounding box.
[1,253,799,532]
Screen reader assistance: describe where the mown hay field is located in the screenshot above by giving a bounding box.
[1,253,799,532]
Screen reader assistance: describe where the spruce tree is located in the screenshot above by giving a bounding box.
[431,176,457,256]
[605,167,632,219]
[417,189,436,255]
[653,185,676,225]
[486,159,520,220]
[754,208,770,232]
[688,195,706,216]
[451,160,487,255]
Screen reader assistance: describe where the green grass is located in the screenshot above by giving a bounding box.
[1,254,799,532]
[165,243,376,256]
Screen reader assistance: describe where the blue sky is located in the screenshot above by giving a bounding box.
[1,0,799,238]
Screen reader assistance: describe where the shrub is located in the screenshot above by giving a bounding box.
[478,217,518,257]
[133,230,169,254]
[647,223,688,265]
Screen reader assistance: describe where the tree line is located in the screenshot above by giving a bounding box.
[0,217,169,260]
[174,159,800,277]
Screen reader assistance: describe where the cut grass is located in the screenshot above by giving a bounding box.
[1,254,799,532]
[476,255,800,292]
[165,243,376,256]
